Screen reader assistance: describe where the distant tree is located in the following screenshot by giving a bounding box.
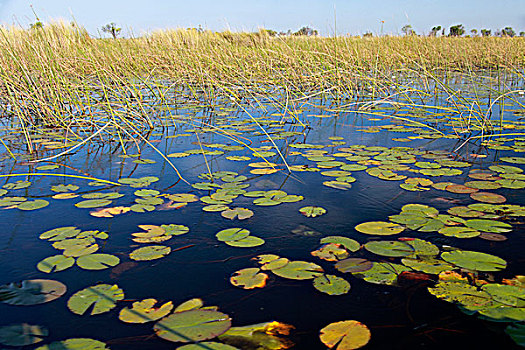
[401,24,415,36]
[101,22,121,39]
[293,26,318,36]
[481,29,491,37]
[430,25,441,37]
[363,32,373,37]
[501,27,516,37]
[449,24,465,37]
[520,31,525,37]
[470,29,478,36]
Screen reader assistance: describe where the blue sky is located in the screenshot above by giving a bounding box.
[0,0,524,36]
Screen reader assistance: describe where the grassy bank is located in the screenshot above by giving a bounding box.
[0,22,524,131]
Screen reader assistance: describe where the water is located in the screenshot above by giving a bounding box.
[0,85,524,349]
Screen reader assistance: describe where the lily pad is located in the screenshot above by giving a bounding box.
[17,199,49,211]
[0,324,48,346]
[313,275,350,295]
[470,192,506,204]
[177,342,239,350]
[35,338,109,350]
[216,228,250,242]
[441,250,507,272]
[67,284,124,315]
[465,219,512,233]
[272,261,323,280]
[355,221,404,236]
[37,255,75,273]
[0,279,66,305]
[119,298,174,323]
[353,262,409,285]
[76,254,120,270]
[230,268,268,289]
[320,236,360,252]
[225,236,265,248]
[130,246,171,261]
[221,208,254,220]
[319,320,371,350]
[75,199,112,209]
[364,241,413,257]
[299,206,327,218]
[335,258,373,273]
[154,309,232,343]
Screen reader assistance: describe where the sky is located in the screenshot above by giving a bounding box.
[0,0,524,37]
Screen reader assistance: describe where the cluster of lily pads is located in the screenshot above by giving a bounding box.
[129,223,189,261]
[0,278,301,349]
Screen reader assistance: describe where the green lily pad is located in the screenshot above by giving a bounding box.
[401,258,454,274]
[441,250,507,272]
[313,275,350,295]
[353,262,409,285]
[216,228,250,242]
[323,181,353,190]
[0,279,66,305]
[154,309,232,343]
[35,338,109,350]
[355,221,404,236]
[299,206,327,218]
[272,261,323,280]
[37,164,60,171]
[67,284,124,315]
[119,298,174,323]
[320,236,360,252]
[438,226,480,238]
[75,199,112,209]
[465,219,512,233]
[40,226,81,241]
[162,224,190,236]
[51,184,79,192]
[230,268,268,289]
[37,255,75,273]
[3,180,31,190]
[221,208,254,220]
[76,254,120,270]
[335,258,373,273]
[225,236,265,247]
[130,246,171,261]
[311,243,349,261]
[364,241,413,257]
[0,324,48,346]
[319,320,371,350]
[17,199,49,211]
[174,298,204,313]
[177,342,239,350]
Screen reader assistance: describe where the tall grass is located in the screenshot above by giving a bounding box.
[0,22,524,137]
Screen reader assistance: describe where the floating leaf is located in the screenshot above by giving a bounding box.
[40,226,81,241]
[260,258,289,271]
[401,259,454,274]
[50,184,79,192]
[299,206,326,218]
[355,221,404,236]
[272,261,323,280]
[335,258,373,273]
[52,193,79,200]
[37,255,75,273]
[230,268,268,289]
[119,299,173,323]
[3,180,31,190]
[17,199,49,211]
[216,228,250,242]
[90,206,130,218]
[441,250,507,272]
[67,284,124,315]
[311,243,349,261]
[438,226,480,238]
[37,164,59,171]
[364,241,413,257]
[470,192,506,204]
[175,298,204,313]
[313,275,350,295]
[465,219,512,233]
[177,342,239,350]
[219,321,294,350]
[221,208,254,220]
[0,279,66,305]
[353,262,409,285]
[130,246,171,261]
[76,254,120,270]
[319,320,370,350]
[506,323,525,346]
[320,236,360,252]
[323,181,352,190]
[75,199,112,209]
[0,324,48,346]
[225,236,265,248]
[35,338,109,350]
[154,310,232,343]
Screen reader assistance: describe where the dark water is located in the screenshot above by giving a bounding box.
[0,87,525,349]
